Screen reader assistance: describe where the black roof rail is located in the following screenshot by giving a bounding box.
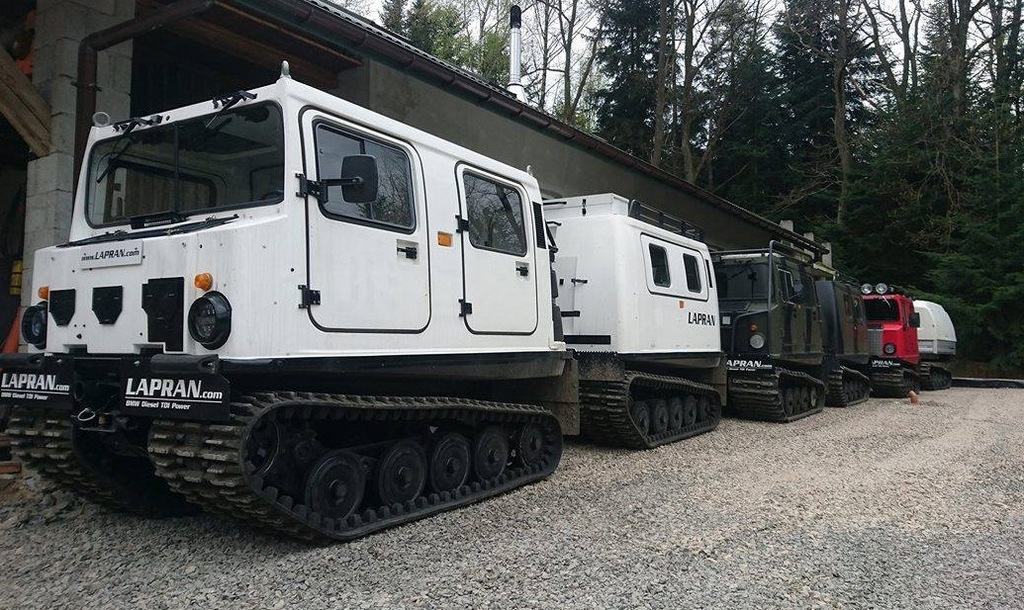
[712,239,820,264]
[626,199,705,242]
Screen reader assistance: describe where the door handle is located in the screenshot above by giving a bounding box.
[516,263,529,277]
[397,245,418,260]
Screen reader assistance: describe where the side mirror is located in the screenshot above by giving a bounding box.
[337,154,378,204]
[909,312,921,328]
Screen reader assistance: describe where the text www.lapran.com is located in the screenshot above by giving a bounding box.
[124,378,224,401]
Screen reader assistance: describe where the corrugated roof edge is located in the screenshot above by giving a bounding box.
[290,0,826,255]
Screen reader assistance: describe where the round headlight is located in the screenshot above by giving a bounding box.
[187,292,231,349]
[749,333,766,350]
[861,283,873,295]
[875,282,889,295]
[21,302,48,349]
[884,342,896,355]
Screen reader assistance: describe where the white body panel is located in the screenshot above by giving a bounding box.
[914,300,957,357]
[29,76,559,360]
[544,194,720,356]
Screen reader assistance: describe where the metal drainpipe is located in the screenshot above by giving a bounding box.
[73,0,218,185]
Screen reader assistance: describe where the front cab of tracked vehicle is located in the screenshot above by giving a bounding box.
[861,283,920,371]
[713,243,828,421]
[714,247,824,374]
[1,73,568,426]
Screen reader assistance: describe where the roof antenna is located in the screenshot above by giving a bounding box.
[507,5,525,102]
[281,60,291,79]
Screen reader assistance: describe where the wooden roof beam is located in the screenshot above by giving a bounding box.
[0,49,50,157]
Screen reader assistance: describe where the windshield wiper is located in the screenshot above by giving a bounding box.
[205,90,257,131]
[95,115,163,183]
[129,210,190,230]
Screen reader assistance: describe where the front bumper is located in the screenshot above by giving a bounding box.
[0,353,231,422]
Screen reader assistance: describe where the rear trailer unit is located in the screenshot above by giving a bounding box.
[1,72,571,541]
[815,279,871,407]
[544,194,726,448]
[714,242,827,422]
[913,300,956,390]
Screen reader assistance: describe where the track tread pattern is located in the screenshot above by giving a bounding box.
[728,368,825,423]
[826,366,871,408]
[920,363,953,391]
[148,392,562,541]
[579,372,721,449]
[6,410,195,517]
[870,366,919,398]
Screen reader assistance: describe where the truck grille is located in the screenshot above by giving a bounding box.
[867,328,883,356]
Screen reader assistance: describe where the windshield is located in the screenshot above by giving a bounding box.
[716,260,769,301]
[864,297,900,321]
[86,102,284,226]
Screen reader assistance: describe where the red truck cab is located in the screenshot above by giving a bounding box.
[862,283,922,395]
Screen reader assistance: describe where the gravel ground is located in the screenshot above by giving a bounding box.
[1,387,1022,609]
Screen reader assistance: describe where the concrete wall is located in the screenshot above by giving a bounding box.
[350,61,774,251]
[21,0,135,308]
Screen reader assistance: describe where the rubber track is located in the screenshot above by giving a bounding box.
[728,368,825,423]
[5,408,195,516]
[579,372,720,449]
[148,392,562,542]
[920,363,952,391]
[826,366,871,408]
[870,366,918,398]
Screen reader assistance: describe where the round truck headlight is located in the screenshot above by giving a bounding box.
[884,342,896,355]
[187,292,231,349]
[875,283,890,295]
[749,333,766,350]
[21,302,48,349]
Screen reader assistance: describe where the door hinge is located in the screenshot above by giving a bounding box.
[296,173,322,199]
[455,215,470,233]
[299,284,321,308]
[459,299,473,316]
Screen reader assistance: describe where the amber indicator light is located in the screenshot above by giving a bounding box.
[194,273,214,292]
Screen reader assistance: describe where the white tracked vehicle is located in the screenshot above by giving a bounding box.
[913,300,956,390]
[544,195,725,448]
[0,69,726,540]
[1,70,570,540]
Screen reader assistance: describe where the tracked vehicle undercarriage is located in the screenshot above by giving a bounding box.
[9,391,562,541]
[727,366,825,422]
[870,363,921,398]
[574,355,722,449]
[919,363,952,391]
[825,366,871,407]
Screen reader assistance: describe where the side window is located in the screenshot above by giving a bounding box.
[683,253,702,292]
[650,244,670,287]
[464,173,527,255]
[778,269,795,300]
[314,124,414,229]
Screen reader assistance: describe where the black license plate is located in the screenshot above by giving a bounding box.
[0,354,76,410]
[120,360,231,422]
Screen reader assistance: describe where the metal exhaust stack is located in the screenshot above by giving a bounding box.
[507,5,525,102]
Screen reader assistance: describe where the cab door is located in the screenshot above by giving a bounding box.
[456,166,538,334]
[302,111,430,332]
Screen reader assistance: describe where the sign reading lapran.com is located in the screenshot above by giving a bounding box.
[79,240,144,269]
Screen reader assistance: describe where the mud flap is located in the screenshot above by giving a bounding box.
[120,358,231,422]
[0,353,76,411]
